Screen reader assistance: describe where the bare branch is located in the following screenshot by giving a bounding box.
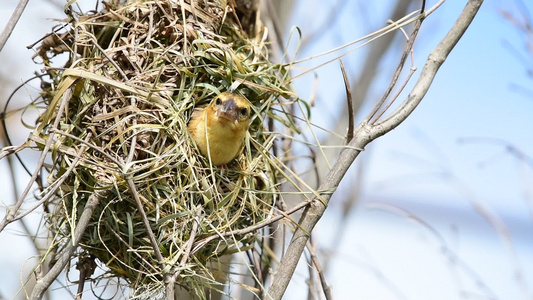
[373,0,484,136]
[7,133,92,223]
[267,1,484,298]
[30,192,103,300]
[352,0,414,115]
[339,60,354,144]
[267,121,369,300]
[0,87,72,232]
[0,0,29,52]
[75,255,96,300]
[307,241,332,300]
[371,37,417,125]
[365,17,423,124]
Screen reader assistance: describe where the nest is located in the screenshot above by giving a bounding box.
[31,0,298,297]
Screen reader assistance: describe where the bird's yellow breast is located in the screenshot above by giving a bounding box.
[188,93,250,166]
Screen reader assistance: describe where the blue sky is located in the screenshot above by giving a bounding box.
[285,0,533,214]
[283,1,533,299]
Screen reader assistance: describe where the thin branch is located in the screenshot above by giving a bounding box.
[0,141,30,160]
[7,133,93,224]
[30,192,102,300]
[0,0,30,52]
[75,255,96,300]
[251,248,264,295]
[339,60,354,143]
[1,74,47,176]
[307,241,332,300]
[365,16,424,123]
[371,39,417,125]
[124,99,165,268]
[266,1,484,298]
[126,178,164,264]
[373,0,483,134]
[0,87,72,232]
[267,122,369,300]
[350,0,414,115]
[306,250,318,300]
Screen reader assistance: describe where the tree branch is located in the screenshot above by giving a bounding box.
[0,0,29,52]
[373,0,484,137]
[30,192,103,300]
[307,240,332,300]
[0,87,72,232]
[266,1,484,298]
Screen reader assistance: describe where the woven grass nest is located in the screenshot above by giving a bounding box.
[32,0,300,296]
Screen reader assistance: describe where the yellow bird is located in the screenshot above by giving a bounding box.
[188,92,251,166]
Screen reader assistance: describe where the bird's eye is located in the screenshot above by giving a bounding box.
[239,107,248,117]
[215,98,222,105]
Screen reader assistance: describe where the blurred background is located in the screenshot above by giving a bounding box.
[1,0,532,299]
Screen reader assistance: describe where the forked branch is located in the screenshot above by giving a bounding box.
[267,1,484,299]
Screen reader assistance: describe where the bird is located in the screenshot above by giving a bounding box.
[188,92,251,166]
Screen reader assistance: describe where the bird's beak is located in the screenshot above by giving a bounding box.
[216,98,239,123]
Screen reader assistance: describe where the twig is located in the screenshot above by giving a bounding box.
[75,255,96,300]
[124,99,165,266]
[1,74,47,175]
[266,1,484,298]
[365,16,423,124]
[30,192,102,300]
[0,141,30,160]
[0,0,29,52]
[374,0,480,131]
[371,26,417,125]
[7,133,93,224]
[126,178,164,264]
[251,248,264,297]
[0,87,72,232]
[307,241,332,300]
[306,251,318,300]
[339,60,354,143]
[261,224,276,292]
[349,0,413,114]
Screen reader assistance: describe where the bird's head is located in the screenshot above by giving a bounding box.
[208,92,251,130]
